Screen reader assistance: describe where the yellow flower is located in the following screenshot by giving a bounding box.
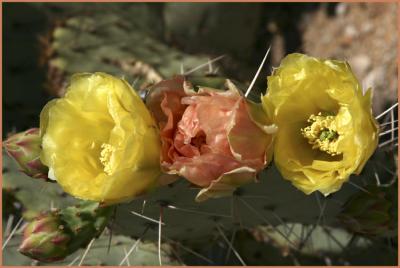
[262,53,379,195]
[40,72,161,204]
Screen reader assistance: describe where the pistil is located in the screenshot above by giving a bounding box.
[301,112,342,156]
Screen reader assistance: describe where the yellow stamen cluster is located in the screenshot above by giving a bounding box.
[301,113,342,156]
[100,143,115,175]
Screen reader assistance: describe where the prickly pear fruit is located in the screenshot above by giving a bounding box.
[19,201,113,262]
[3,128,48,180]
[338,185,396,237]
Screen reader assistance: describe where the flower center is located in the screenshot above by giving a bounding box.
[100,143,115,175]
[301,112,342,156]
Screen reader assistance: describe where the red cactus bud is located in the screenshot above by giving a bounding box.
[19,213,70,262]
[3,128,48,180]
[18,201,113,263]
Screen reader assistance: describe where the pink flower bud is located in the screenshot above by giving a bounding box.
[3,128,48,179]
[19,213,70,262]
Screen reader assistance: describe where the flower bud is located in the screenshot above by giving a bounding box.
[19,213,70,262]
[19,201,113,262]
[3,128,48,179]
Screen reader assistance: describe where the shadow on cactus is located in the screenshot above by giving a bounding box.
[338,185,397,237]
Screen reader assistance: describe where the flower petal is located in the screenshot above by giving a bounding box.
[195,167,257,202]
[262,53,378,195]
[41,72,161,203]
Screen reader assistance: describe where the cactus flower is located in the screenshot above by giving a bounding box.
[19,213,70,262]
[262,53,379,195]
[3,128,48,180]
[146,76,277,201]
[40,72,161,204]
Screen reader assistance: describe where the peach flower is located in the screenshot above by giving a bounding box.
[146,76,276,201]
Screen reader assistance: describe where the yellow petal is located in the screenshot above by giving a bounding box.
[40,72,161,204]
[262,54,378,195]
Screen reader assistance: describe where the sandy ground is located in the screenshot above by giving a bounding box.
[301,3,397,115]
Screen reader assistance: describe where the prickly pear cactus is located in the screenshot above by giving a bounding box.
[3,3,398,266]
[3,152,77,214]
[3,79,397,265]
[40,4,219,97]
[2,147,113,263]
[233,224,397,265]
[2,150,182,265]
[113,164,375,242]
[110,72,397,245]
[338,184,397,237]
[3,77,397,265]
[3,232,182,266]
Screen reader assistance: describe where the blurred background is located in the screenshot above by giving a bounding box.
[3,2,397,137]
[2,2,398,266]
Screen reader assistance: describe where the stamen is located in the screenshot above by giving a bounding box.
[100,143,115,175]
[301,112,342,156]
